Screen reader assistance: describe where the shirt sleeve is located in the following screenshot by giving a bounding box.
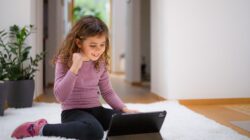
[98,69,126,110]
[53,60,77,102]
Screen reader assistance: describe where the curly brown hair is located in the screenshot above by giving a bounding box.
[52,15,110,71]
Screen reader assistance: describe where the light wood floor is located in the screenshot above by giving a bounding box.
[36,74,250,138]
[181,104,250,138]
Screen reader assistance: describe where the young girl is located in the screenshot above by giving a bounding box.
[11,16,138,140]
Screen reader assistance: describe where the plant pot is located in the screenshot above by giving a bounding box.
[7,79,34,108]
[0,81,8,116]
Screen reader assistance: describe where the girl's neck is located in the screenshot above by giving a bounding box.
[82,55,90,62]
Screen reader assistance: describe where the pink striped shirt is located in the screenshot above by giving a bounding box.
[54,60,125,111]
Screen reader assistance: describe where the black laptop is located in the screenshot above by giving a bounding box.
[106,110,167,140]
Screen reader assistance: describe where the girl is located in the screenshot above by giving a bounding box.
[11,15,138,140]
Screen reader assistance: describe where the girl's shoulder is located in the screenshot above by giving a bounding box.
[98,60,106,69]
[55,56,69,64]
[55,56,70,69]
[98,60,109,72]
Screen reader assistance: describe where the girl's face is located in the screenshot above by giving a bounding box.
[77,35,106,61]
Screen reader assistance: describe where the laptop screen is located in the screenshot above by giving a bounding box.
[107,110,167,137]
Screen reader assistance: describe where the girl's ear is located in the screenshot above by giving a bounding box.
[75,39,82,48]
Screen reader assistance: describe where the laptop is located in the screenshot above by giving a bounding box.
[106,110,167,140]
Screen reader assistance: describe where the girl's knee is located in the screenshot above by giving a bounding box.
[89,122,104,139]
[79,121,104,140]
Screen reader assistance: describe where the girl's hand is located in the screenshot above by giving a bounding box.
[121,107,139,113]
[70,53,84,74]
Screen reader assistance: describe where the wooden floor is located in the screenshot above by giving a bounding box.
[181,104,250,138]
[37,74,250,138]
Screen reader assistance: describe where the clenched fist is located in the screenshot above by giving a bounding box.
[70,53,84,75]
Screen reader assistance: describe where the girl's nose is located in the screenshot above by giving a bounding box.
[95,46,102,52]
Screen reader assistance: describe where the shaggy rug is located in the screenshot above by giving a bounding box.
[0,101,249,140]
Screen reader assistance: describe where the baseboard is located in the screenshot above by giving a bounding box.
[179,98,250,105]
[34,94,44,102]
[151,93,167,101]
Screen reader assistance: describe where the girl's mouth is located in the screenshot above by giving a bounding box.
[91,53,99,58]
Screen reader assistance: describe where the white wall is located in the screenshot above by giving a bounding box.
[151,0,168,98]
[112,0,151,82]
[140,0,151,79]
[111,0,127,73]
[0,0,31,29]
[31,0,44,98]
[151,0,250,99]
[0,0,44,98]
[63,0,72,35]
[125,0,141,83]
[45,0,64,87]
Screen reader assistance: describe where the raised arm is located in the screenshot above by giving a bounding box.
[53,60,77,102]
[54,53,84,102]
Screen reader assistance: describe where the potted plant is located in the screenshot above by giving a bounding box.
[0,79,7,116]
[0,60,8,116]
[0,25,44,108]
[0,71,7,116]
[0,72,8,116]
[0,30,10,115]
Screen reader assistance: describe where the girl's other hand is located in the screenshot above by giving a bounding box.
[121,107,140,113]
[70,53,84,75]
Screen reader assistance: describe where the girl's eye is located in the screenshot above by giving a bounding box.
[90,45,96,48]
[100,44,105,47]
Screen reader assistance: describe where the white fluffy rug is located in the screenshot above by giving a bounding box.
[0,101,249,140]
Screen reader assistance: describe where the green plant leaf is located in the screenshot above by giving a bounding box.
[23,46,32,52]
[0,24,45,80]
[0,32,7,37]
[21,51,29,62]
